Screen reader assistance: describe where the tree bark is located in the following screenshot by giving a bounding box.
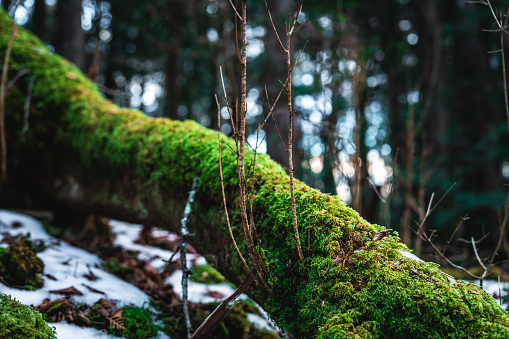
[31,0,46,41]
[2,11,509,338]
[1,0,10,11]
[53,0,85,71]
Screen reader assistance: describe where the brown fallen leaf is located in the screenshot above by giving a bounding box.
[50,286,83,296]
[84,266,98,281]
[206,290,225,299]
[470,289,481,295]
[372,229,393,242]
[142,262,160,281]
[83,284,105,295]
[34,298,75,322]
[75,312,91,326]
[98,306,110,318]
[45,274,57,281]
[61,258,72,266]
[186,243,197,254]
[96,298,117,312]
[108,309,125,330]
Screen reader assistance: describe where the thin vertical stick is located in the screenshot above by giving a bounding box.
[265,0,304,260]
[499,275,502,306]
[216,95,253,278]
[287,34,304,261]
[287,3,304,261]
[235,0,268,287]
[180,177,199,338]
[0,0,20,182]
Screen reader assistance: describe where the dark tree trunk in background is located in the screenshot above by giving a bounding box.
[452,3,501,244]
[380,1,408,242]
[1,0,10,11]
[165,44,179,119]
[163,0,185,119]
[31,0,46,41]
[418,0,448,156]
[415,0,445,254]
[53,0,85,71]
[320,108,339,195]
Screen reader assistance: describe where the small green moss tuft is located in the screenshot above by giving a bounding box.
[110,306,159,339]
[0,235,44,289]
[88,302,159,339]
[103,257,136,280]
[190,264,226,284]
[0,294,56,339]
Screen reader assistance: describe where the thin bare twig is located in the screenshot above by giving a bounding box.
[228,0,269,289]
[5,68,30,92]
[441,215,469,255]
[416,183,456,237]
[264,0,287,54]
[216,95,253,278]
[266,0,305,260]
[228,0,242,21]
[180,177,199,338]
[271,112,288,154]
[219,67,238,136]
[472,236,488,271]
[288,1,303,35]
[23,75,36,133]
[260,79,287,130]
[485,190,509,270]
[190,275,255,339]
[457,232,489,244]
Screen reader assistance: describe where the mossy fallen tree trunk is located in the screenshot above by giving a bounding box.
[2,11,509,338]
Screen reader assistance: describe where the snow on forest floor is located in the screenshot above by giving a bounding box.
[0,210,277,338]
[1,209,508,338]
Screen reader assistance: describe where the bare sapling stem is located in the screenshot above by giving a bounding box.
[286,21,304,261]
[216,95,254,279]
[228,0,268,288]
[180,177,199,338]
[265,0,305,260]
[0,0,20,182]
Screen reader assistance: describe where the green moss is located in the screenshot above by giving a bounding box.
[111,306,159,339]
[2,9,509,338]
[0,236,44,289]
[0,294,56,339]
[103,257,136,280]
[88,302,159,339]
[190,264,226,284]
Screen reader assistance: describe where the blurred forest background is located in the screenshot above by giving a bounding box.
[3,0,509,269]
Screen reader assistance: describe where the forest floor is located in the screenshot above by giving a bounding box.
[0,210,280,339]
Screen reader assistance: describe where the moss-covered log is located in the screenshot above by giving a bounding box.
[2,11,509,338]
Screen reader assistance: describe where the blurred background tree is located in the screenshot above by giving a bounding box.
[3,0,509,268]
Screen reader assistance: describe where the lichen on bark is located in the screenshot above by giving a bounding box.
[1,10,509,338]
